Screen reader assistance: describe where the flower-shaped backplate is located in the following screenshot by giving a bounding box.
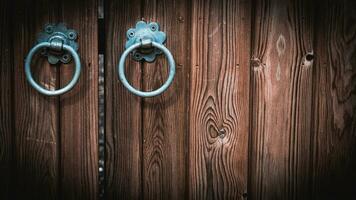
[37,23,79,65]
[125,21,167,62]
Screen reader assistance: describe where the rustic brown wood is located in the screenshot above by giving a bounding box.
[141,0,190,199]
[105,0,143,199]
[0,0,13,199]
[12,0,61,199]
[189,0,251,199]
[2,0,356,199]
[11,0,99,199]
[59,0,99,199]
[249,0,315,199]
[310,0,356,199]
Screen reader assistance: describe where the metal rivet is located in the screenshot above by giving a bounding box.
[45,26,53,34]
[127,29,135,38]
[62,54,71,63]
[68,31,77,40]
[134,53,141,59]
[40,49,47,55]
[150,25,157,31]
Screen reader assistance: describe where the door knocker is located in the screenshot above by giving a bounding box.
[118,21,175,97]
[25,23,80,96]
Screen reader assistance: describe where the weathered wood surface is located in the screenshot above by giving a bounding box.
[249,0,315,199]
[1,0,356,199]
[105,0,190,199]
[310,0,356,199]
[60,0,99,199]
[189,0,251,199]
[105,0,143,199]
[10,0,99,199]
[249,0,356,199]
[13,1,60,198]
[0,1,13,199]
[141,0,190,199]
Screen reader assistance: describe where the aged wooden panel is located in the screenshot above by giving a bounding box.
[60,0,99,199]
[249,0,315,199]
[189,0,251,199]
[105,0,143,199]
[0,0,13,199]
[13,0,61,199]
[2,0,356,199]
[141,0,190,199]
[11,0,99,199]
[310,0,356,199]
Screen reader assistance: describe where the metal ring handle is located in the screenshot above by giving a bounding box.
[118,41,175,97]
[25,42,81,96]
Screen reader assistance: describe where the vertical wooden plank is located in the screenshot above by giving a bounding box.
[249,0,314,199]
[189,0,251,199]
[311,0,356,199]
[141,0,190,199]
[60,0,99,199]
[0,0,13,199]
[12,0,61,199]
[105,0,143,199]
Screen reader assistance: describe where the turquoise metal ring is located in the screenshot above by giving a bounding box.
[25,42,81,96]
[118,41,175,97]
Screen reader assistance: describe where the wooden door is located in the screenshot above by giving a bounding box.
[0,0,99,199]
[1,0,356,199]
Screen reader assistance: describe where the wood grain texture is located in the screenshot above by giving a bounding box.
[60,0,99,199]
[12,0,99,199]
[105,0,143,199]
[249,0,315,199]
[189,0,251,199]
[12,0,61,199]
[310,0,356,199]
[3,1,356,199]
[0,0,13,199]
[141,0,190,199]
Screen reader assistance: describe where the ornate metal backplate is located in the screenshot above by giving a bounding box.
[37,23,79,65]
[125,21,167,62]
